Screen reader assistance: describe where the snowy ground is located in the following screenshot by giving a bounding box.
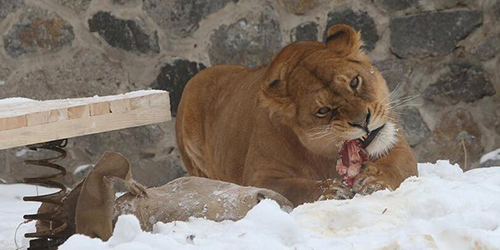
[0,184,55,249]
[2,160,500,250]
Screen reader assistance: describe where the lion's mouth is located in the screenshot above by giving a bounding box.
[336,125,385,187]
[360,124,385,149]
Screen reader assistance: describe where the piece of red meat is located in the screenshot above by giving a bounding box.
[336,139,369,187]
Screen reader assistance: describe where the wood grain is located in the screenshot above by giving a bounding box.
[0,91,171,150]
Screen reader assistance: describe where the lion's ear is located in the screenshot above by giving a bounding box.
[262,79,288,98]
[261,59,290,98]
[262,41,322,99]
[325,24,362,53]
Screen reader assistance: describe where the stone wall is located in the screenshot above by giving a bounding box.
[0,0,499,186]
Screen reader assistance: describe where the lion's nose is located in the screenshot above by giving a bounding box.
[348,110,371,133]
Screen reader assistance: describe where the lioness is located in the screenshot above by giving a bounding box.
[176,24,417,206]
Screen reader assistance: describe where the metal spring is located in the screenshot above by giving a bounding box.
[23,139,69,250]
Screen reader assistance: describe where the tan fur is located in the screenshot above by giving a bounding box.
[75,152,147,240]
[176,25,417,206]
[115,177,293,231]
[37,153,292,241]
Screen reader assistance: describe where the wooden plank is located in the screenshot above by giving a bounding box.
[0,104,170,150]
[149,92,170,107]
[109,99,130,114]
[0,90,167,121]
[68,105,90,120]
[48,108,69,123]
[0,115,27,131]
[130,96,149,110]
[27,108,71,126]
[0,90,171,150]
[90,102,111,116]
[26,111,50,126]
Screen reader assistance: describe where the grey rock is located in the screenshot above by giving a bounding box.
[113,0,132,4]
[112,0,139,6]
[419,0,473,10]
[143,0,236,38]
[3,8,75,58]
[290,22,318,42]
[72,164,94,184]
[0,50,129,100]
[423,63,495,105]
[0,0,24,22]
[470,35,500,61]
[478,159,500,168]
[494,1,500,19]
[277,0,315,15]
[415,108,483,170]
[496,105,500,135]
[390,10,483,58]
[88,12,159,54]
[479,101,500,137]
[208,7,282,67]
[0,151,6,183]
[151,59,207,116]
[374,0,418,12]
[398,107,431,147]
[55,0,91,13]
[0,147,54,184]
[323,9,379,52]
[0,64,10,86]
[66,123,185,187]
[374,59,412,92]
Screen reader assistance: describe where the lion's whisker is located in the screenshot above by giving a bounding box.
[386,116,397,122]
[380,81,404,103]
[324,135,341,150]
[386,94,421,107]
[386,103,423,111]
[386,96,417,106]
[307,132,333,140]
[306,124,332,132]
[306,125,335,140]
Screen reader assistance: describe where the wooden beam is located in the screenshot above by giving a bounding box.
[0,90,171,150]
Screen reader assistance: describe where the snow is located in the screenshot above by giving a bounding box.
[2,161,500,250]
[73,164,94,175]
[14,148,29,158]
[0,184,56,249]
[480,148,500,164]
[0,97,34,105]
[417,160,464,178]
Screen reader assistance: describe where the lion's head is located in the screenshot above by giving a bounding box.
[260,24,397,159]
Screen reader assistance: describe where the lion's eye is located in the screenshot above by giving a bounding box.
[350,75,362,90]
[316,107,331,118]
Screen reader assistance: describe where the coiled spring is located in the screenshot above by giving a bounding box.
[23,139,68,250]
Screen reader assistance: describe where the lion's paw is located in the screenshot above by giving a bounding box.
[126,180,148,198]
[352,175,390,195]
[318,179,355,200]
